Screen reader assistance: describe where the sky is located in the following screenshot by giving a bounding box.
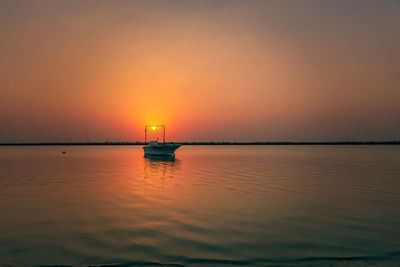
[0,0,399,142]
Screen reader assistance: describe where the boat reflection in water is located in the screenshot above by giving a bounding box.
[143,154,181,186]
[144,154,176,162]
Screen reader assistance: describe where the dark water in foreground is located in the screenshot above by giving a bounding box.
[0,145,399,266]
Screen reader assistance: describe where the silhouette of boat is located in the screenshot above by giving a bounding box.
[143,125,181,156]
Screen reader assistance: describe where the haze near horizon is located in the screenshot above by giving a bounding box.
[1,0,399,142]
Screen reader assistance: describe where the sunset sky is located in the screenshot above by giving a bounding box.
[1,0,399,142]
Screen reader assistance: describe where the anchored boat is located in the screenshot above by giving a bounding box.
[143,125,181,156]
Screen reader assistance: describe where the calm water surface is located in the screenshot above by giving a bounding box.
[0,145,399,266]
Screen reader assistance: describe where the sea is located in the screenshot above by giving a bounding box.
[0,145,399,266]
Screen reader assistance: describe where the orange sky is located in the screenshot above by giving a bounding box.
[0,1,399,142]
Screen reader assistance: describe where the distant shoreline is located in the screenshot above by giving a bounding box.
[0,141,399,146]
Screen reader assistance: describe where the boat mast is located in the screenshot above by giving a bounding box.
[144,125,165,144]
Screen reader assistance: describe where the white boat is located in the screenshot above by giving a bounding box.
[143,125,181,156]
[144,141,181,156]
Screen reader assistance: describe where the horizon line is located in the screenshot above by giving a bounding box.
[0,141,399,146]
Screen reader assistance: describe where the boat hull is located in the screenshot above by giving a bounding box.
[143,143,181,156]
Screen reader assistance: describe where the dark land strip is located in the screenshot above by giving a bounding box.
[0,141,399,146]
